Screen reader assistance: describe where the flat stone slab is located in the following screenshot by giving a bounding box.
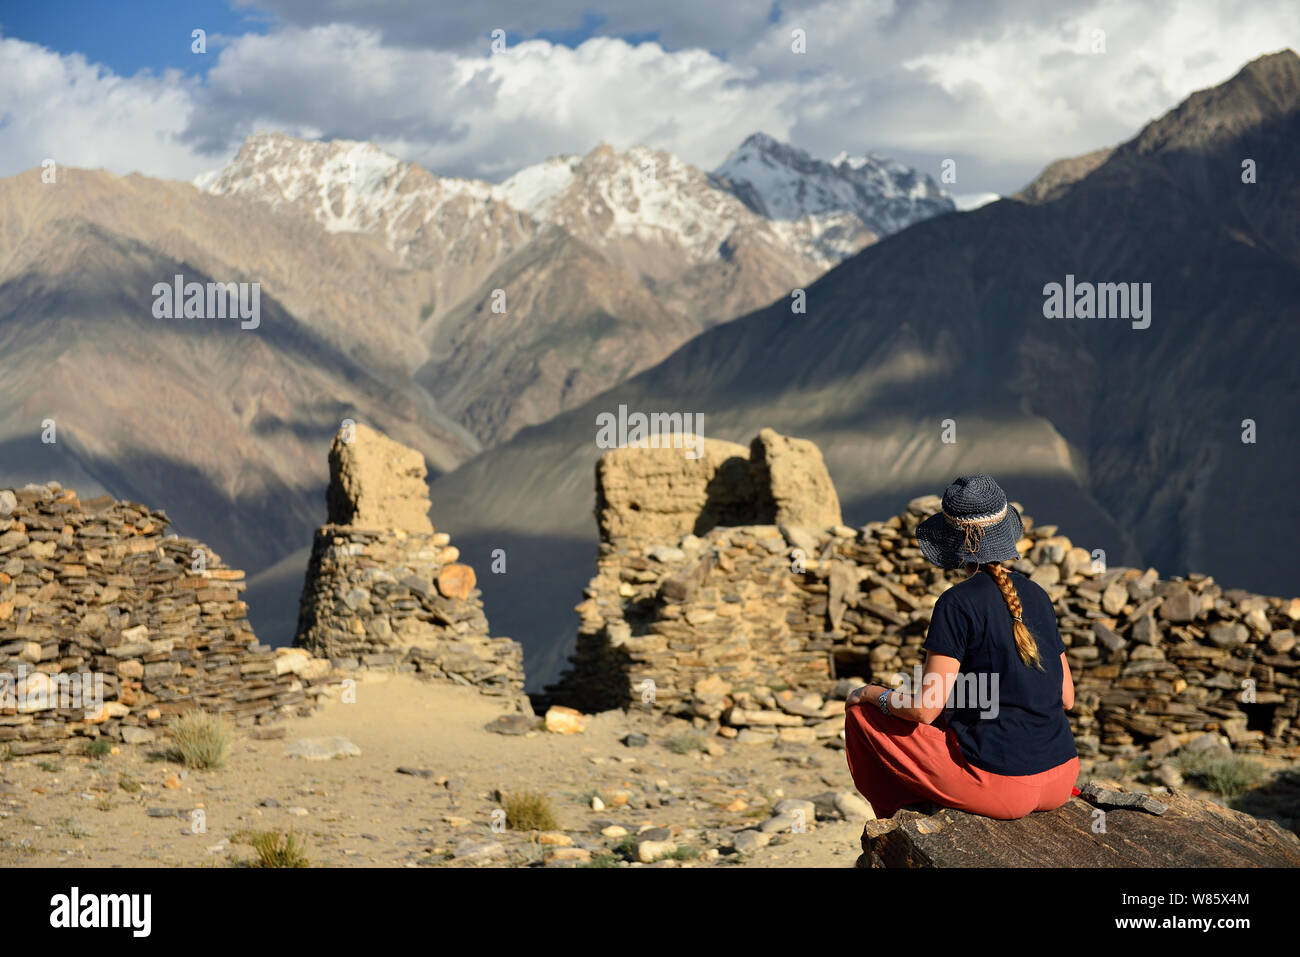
[284,736,361,760]
[863,788,1300,868]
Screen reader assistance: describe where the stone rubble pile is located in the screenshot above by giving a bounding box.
[552,432,1300,766]
[294,424,525,701]
[0,482,330,755]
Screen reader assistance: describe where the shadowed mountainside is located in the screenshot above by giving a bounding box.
[430,50,1300,687]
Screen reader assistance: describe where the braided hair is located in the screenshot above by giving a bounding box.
[980,562,1043,670]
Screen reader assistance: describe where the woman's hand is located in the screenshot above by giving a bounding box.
[846,684,887,708]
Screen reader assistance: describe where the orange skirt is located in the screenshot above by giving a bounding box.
[844,699,1079,820]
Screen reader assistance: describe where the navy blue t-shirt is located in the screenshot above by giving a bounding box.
[921,570,1077,776]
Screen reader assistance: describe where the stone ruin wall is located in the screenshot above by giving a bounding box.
[0,482,331,755]
[0,424,528,757]
[553,430,1300,764]
[294,423,525,704]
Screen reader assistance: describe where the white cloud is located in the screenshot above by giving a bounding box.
[182,27,799,182]
[2,1,1297,194]
[0,36,204,180]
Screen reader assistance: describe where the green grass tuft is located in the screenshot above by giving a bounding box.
[1177,750,1271,799]
[246,829,310,868]
[501,790,558,831]
[167,710,232,769]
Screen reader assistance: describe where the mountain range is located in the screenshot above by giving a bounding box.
[427,49,1300,686]
[0,129,952,646]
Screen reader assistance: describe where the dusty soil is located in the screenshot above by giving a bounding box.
[0,672,868,868]
[4,672,1292,868]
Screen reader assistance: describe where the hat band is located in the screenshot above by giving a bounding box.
[941,502,1008,529]
[942,502,1008,560]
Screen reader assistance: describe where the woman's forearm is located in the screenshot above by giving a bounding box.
[883,688,930,723]
[853,683,943,724]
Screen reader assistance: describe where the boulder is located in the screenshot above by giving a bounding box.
[436,563,477,600]
[544,705,585,734]
[861,788,1300,867]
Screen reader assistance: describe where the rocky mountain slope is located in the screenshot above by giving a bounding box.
[0,130,949,647]
[198,132,950,446]
[430,50,1300,687]
[711,132,955,263]
[0,167,472,593]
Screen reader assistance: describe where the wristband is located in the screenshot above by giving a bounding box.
[877,689,892,716]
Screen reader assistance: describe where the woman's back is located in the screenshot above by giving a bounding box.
[923,570,1077,775]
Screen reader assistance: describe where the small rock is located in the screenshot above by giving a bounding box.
[622,732,649,748]
[833,791,875,821]
[780,525,821,557]
[1153,764,1184,789]
[1207,622,1248,648]
[637,839,677,863]
[485,714,538,735]
[601,825,628,838]
[1159,588,1200,623]
[436,564,477,600]
[396,766,437,779]
[772,798,817,818]
[454,839,505,861]
[544,706,585,734]
[732,830,770,854]
[647,546,686,563]
[120,726,156,745]
[544,847,592,866]
[284,736,361,760]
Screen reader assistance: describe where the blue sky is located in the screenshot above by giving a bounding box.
[0,1,679,76]
[0,0,273,77]
[0,1,1296,195]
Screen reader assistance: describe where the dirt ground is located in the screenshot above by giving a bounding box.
[0,672,869,868]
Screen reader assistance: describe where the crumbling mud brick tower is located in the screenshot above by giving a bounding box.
[294,423,524,701]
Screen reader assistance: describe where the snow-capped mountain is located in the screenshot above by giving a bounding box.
[499,142,825,275]
[187,131,961,448]
[196,131,955,278]
[711,132,955,261]
[191,133,828,447]
[194,131,534,271]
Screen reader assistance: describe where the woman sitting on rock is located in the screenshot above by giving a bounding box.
[844,474,1079,820]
